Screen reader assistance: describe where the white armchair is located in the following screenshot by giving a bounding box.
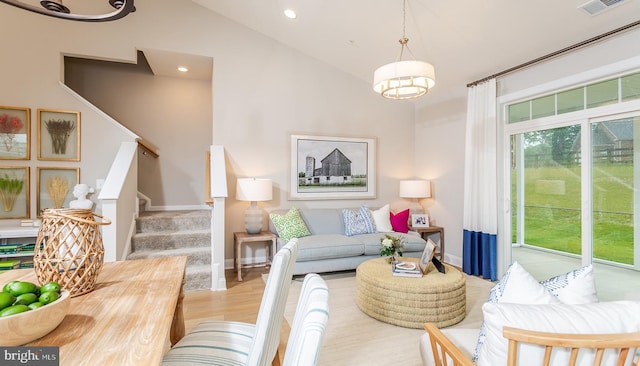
[420,262,640,366]
[423,322,640,366]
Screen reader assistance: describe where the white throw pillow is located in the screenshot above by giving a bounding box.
[472,262,561,361]
[477,301,640,366]
[539,264,598,304]
[370,204,393,232]
[472,262,601,361]
[486,262,561,304]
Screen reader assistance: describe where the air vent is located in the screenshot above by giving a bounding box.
[579,0,627,16]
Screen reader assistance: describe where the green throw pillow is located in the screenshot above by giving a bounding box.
[269,207,311,242]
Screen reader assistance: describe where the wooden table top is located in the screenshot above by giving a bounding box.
[0,256,187,365]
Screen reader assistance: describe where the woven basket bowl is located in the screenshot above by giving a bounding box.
[0,290,70,346]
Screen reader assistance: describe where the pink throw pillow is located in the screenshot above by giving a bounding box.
[389,209,410,233]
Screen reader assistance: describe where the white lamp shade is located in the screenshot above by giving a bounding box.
[399,180,431,198]
[373,60,436,99]
[236,178,273,202]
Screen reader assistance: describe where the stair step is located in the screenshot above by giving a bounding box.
[129,209,213,292]
[137,210,211,233]
[185,264,212,291]
[127,246,211,266]
[132,230,211,251]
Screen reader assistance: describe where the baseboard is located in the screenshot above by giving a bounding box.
[224,256,271,270]
[225,259,234,269]
[147,204,211,211]
[446,253,462,269]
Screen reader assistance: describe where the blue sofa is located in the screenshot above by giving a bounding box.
[268,208,427,275]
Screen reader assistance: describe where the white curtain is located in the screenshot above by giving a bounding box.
[462,78,498,280]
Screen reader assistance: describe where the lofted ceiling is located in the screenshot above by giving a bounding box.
[191,0,640,106]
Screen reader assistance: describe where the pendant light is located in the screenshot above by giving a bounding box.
[373,0,435,100]
[0,0,135,22]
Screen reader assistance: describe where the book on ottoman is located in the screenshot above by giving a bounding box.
[392,261,423,278]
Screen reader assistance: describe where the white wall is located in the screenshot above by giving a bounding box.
[0,14,136,223]
[498,28,640,98]
[212,19,417,260]
[64,54,213,208]
[0,0,417,261]
[414,96,468,265]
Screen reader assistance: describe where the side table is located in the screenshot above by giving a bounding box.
[410,225,445,262]
[233,231,277,281]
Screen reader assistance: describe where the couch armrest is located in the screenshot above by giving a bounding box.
[423,323,475,366]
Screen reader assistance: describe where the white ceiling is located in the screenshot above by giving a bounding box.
[190,0,640,106]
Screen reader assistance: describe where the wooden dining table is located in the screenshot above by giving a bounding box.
[0,256,187,365]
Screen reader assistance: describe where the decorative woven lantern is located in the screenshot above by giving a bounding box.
[34,208,111,297]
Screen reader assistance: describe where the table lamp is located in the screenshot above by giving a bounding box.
[236,178,273,234]
[399,179,431,213]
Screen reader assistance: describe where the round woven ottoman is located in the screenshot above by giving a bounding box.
[356,257,466,328]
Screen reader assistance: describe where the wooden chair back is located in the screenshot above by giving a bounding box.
[503,326,640,366]
[423,323,475,366]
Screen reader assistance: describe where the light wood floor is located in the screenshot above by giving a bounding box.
[182,267,290,364]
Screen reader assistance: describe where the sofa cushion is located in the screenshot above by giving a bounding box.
[478,301,640,366]
[342,205,377,236]
[294,234,365,262]
[359,232,426,256]
[390,209,410,233]
[298,208,344,235]
[269,207,311,242]
[370,204,393,232]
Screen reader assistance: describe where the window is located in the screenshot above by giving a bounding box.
[622,72,640,101]
[557,87,584,115]
[587,79,618,109]
[507,71,640,124]
[532,95,555,119]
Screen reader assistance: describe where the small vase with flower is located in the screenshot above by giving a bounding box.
[379,234,406,264]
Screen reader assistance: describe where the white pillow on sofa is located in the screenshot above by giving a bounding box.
[477,301,640,366]
[472,262,599,361]
[370,204,393,232]
[539,264,598,304]
[472,262,561,361]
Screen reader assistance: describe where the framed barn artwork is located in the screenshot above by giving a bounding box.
[289,134,376,200]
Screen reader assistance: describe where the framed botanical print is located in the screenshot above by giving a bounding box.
[0,106,30,160]
[37,167,79,215]
[37,109,80,161]
[0,166,29,219]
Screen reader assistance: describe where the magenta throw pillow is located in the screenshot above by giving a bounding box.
[389,209,410,233]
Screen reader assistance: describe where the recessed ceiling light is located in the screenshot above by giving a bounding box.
[284,9,297,19]
[177,66,188,72]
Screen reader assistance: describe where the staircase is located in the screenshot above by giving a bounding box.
[127,210,212,292]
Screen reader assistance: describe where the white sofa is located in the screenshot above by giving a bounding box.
[419,262,640,366]
[268,207,427,275]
